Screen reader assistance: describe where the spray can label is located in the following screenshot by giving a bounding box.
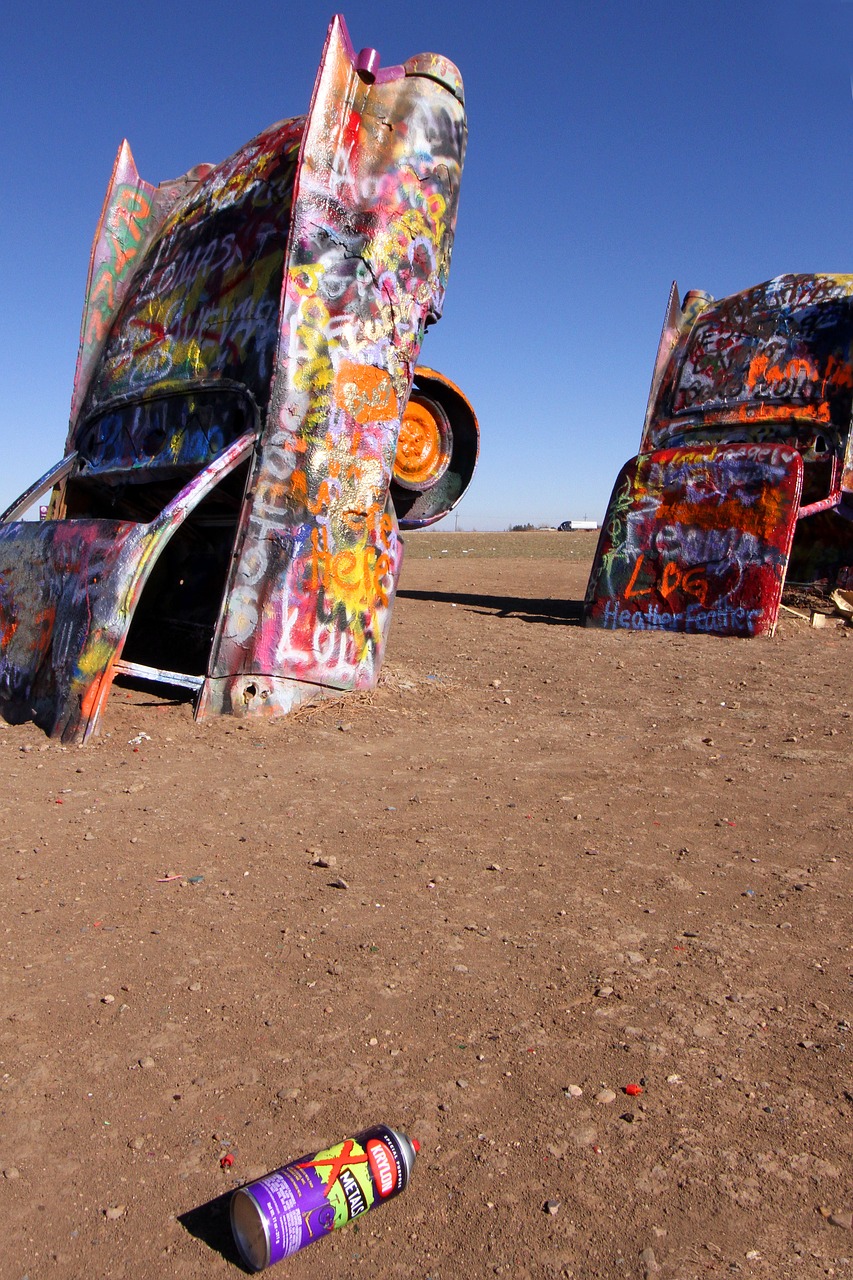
[234,1126,411,1267]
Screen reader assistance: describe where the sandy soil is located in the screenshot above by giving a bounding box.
[1,531,851,1280]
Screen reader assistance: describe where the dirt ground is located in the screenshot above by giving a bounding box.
[1,530,851,1280]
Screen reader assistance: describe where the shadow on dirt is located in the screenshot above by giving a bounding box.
[396,589,584,625]
[179,1189,250,1272]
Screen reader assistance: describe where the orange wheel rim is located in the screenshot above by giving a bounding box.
[393,395,452,491]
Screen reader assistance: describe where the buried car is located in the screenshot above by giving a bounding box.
[585,275,853,636]
[0,15,478,742]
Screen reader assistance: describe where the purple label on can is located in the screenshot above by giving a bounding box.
[249,1165,337,1262]
[246,1131,404,1265]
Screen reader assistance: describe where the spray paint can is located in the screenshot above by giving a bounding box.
[230,1123,419,1271]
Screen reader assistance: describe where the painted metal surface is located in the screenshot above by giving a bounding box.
[198,18,468,717]
[73,122,303,436]
[0,15,474,740]
[585,444,803,636]
[587,274,853,635]
[0,434,254,741]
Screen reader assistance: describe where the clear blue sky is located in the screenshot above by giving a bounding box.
[3,0,853,529]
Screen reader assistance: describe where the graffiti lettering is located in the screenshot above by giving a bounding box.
[624,552,710,605]
[307,527,392,605]
[652,523,766,565]
[205,23,464,699]
[586,444,802,638]
[601,599,764,635]
[668,276,853,427]
[81,126,302,420]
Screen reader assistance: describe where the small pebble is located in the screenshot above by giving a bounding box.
[3,1167,20,1180]
[104,1205,126,1220]
[544,1200,560,1216]
[311,855,336,868]
[564,1085,583,1098]
[829,1211,853,1229]
[639,1245,660,1274]
[595,986,613,998]
[595,1088,617,1105]
[329,877,349,890]
[101,994,115,1005]
[139,1056,155,1070]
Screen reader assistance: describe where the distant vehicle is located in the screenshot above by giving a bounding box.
[0,15,478,743]
[558,520,598,531]
[586,275,853,636]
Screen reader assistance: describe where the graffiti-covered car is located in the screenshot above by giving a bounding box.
[585,275,853,636]
[0,14,478,742]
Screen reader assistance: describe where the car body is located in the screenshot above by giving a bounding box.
[586,275,853,636]
[0,15,478,741]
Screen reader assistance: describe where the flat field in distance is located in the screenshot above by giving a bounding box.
[402,528,600,560]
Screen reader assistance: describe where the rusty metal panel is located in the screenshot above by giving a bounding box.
[199,16,467,717]
[585,444,803,637]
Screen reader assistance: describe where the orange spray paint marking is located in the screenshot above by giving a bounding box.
[334,361,399,424]
[660,561,681,598]
[624,553,651,599]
